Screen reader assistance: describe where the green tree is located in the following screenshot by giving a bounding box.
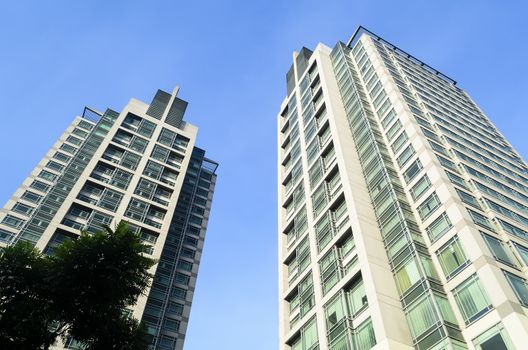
[0,243,55,349]
[0,221,155,350]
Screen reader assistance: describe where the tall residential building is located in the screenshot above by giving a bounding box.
[278,26,528,350]
[0,87,217,350]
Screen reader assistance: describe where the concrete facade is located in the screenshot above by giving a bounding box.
[0,87,217,350]
[278,27,528,350]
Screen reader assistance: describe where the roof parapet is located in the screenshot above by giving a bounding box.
[347,26,457,86]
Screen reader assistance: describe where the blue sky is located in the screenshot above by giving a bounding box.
[1,1,527,349]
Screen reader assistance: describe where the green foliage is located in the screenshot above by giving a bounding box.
[82,315,149,350]
[0,221,155,350]
[0,243,55,349]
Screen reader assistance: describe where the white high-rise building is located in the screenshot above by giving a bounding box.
[0,87,218,350]
[278,26,528,350]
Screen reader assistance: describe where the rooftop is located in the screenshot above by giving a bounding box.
[347,25,457,85]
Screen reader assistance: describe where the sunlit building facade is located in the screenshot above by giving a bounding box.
[0,87,218,350]
[278,27,528,350]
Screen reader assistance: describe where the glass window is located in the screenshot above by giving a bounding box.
[387,231,411,259]
[499,219,528,242]
[391,131,408,153]
[299,274,315,317]
[21,191,42,204]
[319,249,339,295]
[0,228,15,243]
[39,170,58,182]
[355,318,376,350]
[420,255,439,280]
[325,294,346,332]
[473,323,514,350]
[78,120,94,131]
[435,294,458,325]
[159,336,175,348]
[53,152,71,163]
[315,214,333,252]
[410,175,431,201]
[481,233,517,267]
[474,181,528,214]
[47,160,64,172]
[514,243,528,266]
[417,193,441,221]
[403,160,423,183]
[122,113,142,130]
[437,237,469,279]
[453,275,492,324]
[72,128,88,138]
[395,258,422,294]
[339,233,355,259]
[66,135,82,146]
[456,189,481,209]
[181,247,195,259]
[177,260,193,272]
[175,273,190,285]
[163,318,180,332]
[446,171,468,189]
[468,209,495,231]
[504,271,528,306]
[381,108,396,129]
[2,215,25,229]
[437,155,457,171]
[386,120,402,141]
[348,278,367,316]
[428,140,448,156]
[397,144,415,168]
[289,293,300,316]
[485,198,528,228]
[426,212,452,242]
[138,119,156,138]
[377,99,391,121]
[303,318,318,349]
[172,287,186,300]
[12,202,34,216]
[405,294,440,339]
[30,180,50,193]
[60,143,77,154]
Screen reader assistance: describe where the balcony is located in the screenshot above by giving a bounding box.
[122,113,141,132]
[327,318,353,347]
[112,130,133,148]
[62,217,86,231]
[316,215,336,252]
[102,147,124,165]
